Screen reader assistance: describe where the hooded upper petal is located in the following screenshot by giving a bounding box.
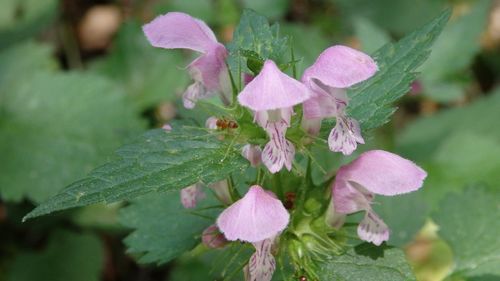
[238,60,311,111]
[302,45,378,89]
[336,150,427,196]
[217,185,290,243]
[143,12,218,53]
[189,44,228,91]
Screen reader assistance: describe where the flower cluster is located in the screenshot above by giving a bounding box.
[144,12,427,281]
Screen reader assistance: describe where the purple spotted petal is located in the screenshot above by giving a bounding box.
[328,116,364,155]
[242,144,262,167]
[217,185,290,243]
[261,121,295,173]
[238,60,311,111]
[180,184,205,208]
[302,45,378,89]
[143,12,218,53]
[357,211,389,246]
[336,150,427,196]
[248,238,276,281]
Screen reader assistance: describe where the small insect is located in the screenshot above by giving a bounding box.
[298,276,307,281]
[284,192,296,209]
[216,118,238,130]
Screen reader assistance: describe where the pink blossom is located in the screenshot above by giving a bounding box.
[161,123,172,131]
[302,45,377,155]
[143,12,231,109]
[238,60,310,173]
[216,185,289,243]
[329,150,427,245]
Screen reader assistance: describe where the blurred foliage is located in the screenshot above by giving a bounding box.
[0,0,499,280]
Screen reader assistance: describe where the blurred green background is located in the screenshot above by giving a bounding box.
[0,0,499,280]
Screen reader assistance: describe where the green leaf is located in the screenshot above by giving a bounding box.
[432,186,500,279]
[335,0,447,35]
[420,0,491,102]
[91,22,189,110]
[0,72,144,203]
[374,192,429,247]
[119,191,218,264]
[241,0,289,19]
[354,17,392,54]
[0,0,58,49]
[7,230,103,281]
[24,126,248,220]
[0,40,58,92]
[397,89,500,162]
[227,9,289,75]
[344,9,451,132]
[318,244,416,281]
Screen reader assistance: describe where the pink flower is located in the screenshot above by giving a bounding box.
[202,224,228,249]
[245,238,276,281]
[302,45,378,155]
[143,12,231,109]
[242,144,262,167]
[216,185,289,243]
[328,150,427,245]
[238,60,311,173]
[180,184,205,209]
[161,123,172,131]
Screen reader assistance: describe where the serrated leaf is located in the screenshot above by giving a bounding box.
[24,126,248,220]
[432,186,500,280]
[227,9,289,75]
[7,230,103,281]
[0,72,144,203]
[119,191,219,264]
[91,21,189,110]
[318,244,416,281]
[342,9,451,133]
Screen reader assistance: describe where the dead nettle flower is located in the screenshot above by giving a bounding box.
[217,185,289,281]
[161,123,172,131]
[327,150,427,245]
[238,60,311,173]
[143,12,231,109]
[302,46,378,155]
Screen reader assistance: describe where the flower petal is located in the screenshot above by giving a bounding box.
[180,184,205,208]
[332,179,373,214]
[182,81,215,109]
[205,116,218,129]
[261,122,295,173]
[217,185,290,243]
[328,116,364,155]
[242,144,262,167]
[189,45,228,91]
[302,45,378,88]
[238,60,311,111]
[303,81,348,119]
[143,12,218,53]
[357,211,389,246]
[336,150,427,196]
[248,238,276,281]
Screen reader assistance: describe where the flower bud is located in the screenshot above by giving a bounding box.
[241,144,262,167]
[202,224,228,248]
